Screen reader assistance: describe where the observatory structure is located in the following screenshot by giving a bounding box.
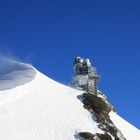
[72,57,99,94]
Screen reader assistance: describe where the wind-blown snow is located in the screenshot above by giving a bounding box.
[0,57,36,90]
[0,60,139,140]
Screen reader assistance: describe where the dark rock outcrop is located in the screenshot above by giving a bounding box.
[79,132,112,140]
[78,92,126,140]
[79,132,94,139]
[96,133,112,140]
[83,93,112,124]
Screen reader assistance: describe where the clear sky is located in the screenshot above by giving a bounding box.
[0,0,140,129]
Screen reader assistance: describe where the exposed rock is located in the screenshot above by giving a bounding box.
[83,93,112,124]
[79,132,94,139]
[78,92,126,140]
[79,132,112,140]
[95,133,112,140]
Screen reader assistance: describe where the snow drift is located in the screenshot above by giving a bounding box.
[0,59,139,140]
[0,56,36,90]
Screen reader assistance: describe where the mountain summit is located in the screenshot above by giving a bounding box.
[0,57,139,140]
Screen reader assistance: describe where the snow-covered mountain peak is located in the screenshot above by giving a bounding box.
[0,58,139,140]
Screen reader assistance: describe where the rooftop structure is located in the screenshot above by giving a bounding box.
[72,57,99,94]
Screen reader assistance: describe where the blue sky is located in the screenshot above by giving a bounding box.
[0,0,140,129]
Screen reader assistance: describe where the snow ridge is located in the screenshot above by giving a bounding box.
[0,56,36,90]
[0,60,139,140]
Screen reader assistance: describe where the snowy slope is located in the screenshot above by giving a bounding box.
[0,62,102,140]
[110,112,140,140]
[0,61,139,140]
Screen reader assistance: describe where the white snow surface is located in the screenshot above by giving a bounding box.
[0,61,102,140]
[110,111,140,140]
[0,60,139,140]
